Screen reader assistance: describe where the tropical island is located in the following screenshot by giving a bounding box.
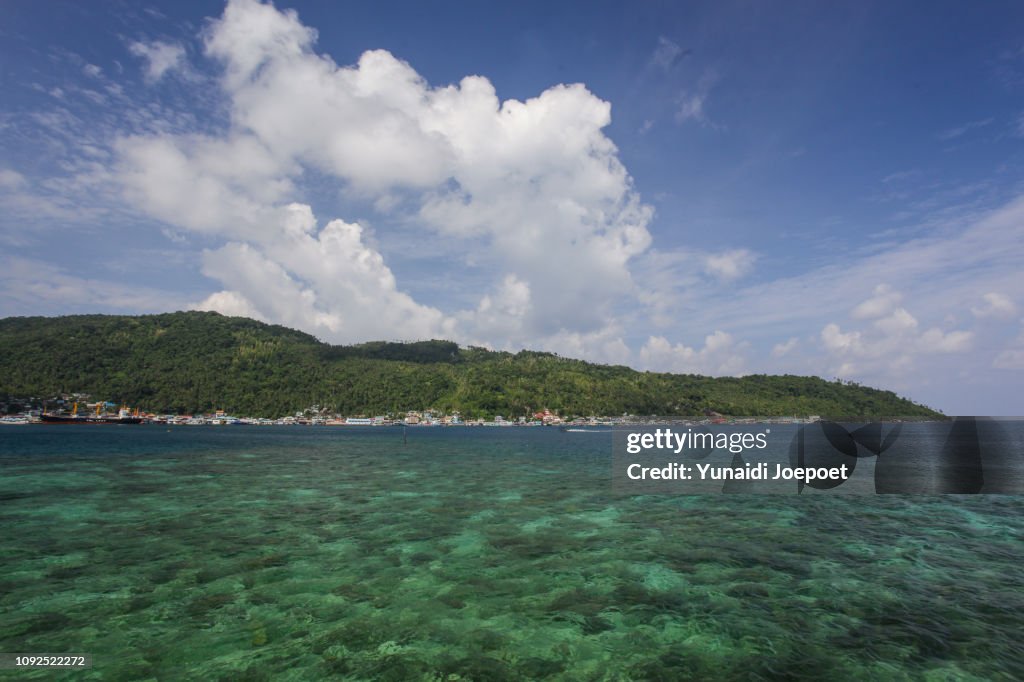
[0,312,941,420]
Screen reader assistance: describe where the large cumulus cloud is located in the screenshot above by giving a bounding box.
[116,0,653,349]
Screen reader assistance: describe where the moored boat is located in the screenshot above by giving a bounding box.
[40,403,143,425]
[39,413,144,424]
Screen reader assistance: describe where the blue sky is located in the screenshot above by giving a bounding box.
[2,0,1024,414]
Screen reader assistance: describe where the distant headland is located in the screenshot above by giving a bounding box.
[0,312,942,420]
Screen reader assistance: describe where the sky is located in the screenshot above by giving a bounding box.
[1,0,1024,414]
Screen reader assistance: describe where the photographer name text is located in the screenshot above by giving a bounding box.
[625,461,850,484]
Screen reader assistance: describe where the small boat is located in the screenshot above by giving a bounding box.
[0,416,31,425]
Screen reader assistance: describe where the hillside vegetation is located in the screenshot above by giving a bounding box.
[0,312,941,418]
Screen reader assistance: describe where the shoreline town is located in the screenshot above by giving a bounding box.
[0,398,827,427]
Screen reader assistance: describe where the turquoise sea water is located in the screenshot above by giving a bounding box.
[1,425,1021,680]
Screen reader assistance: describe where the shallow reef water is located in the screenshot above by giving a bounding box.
[0,425,1021,680]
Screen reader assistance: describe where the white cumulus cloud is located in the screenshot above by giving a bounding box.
[114,0,655,352]
[821,287,973,378]
[771,337,799,358]
[195,205,453,342]
[0,169,27,189]
[851,283,902,319]
[639,331,746,376]
[971,292,1016,319]
[704,249,756,281]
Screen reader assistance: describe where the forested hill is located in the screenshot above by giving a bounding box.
[0,312,941,419]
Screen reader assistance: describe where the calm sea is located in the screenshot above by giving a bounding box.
[1,425,1021,680]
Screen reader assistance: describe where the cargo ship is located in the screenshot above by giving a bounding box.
[40,402,144,425]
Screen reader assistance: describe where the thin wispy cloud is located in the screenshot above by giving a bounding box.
[129,39,187,82]
[0,256,183,316]
[937,117,993,140]
[650,36,689,71]
[675,70,719,126]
